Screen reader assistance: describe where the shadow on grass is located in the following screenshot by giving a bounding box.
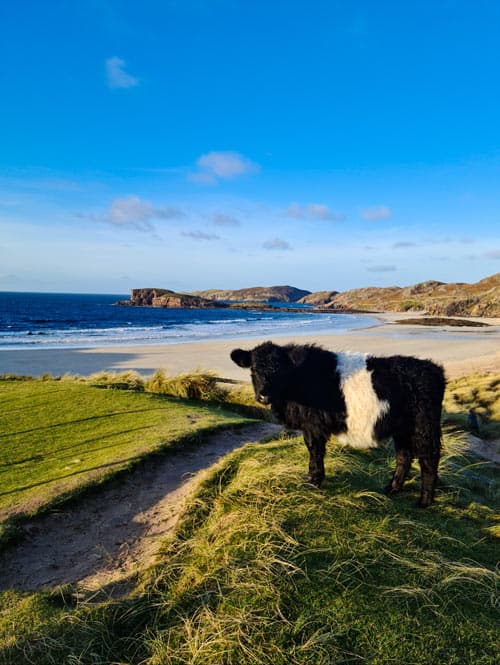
[1,437,497,665]
[0,422,270,593]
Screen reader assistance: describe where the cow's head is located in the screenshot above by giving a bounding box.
[230,341,293,405]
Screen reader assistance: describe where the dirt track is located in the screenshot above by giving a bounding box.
[0,423,281,593]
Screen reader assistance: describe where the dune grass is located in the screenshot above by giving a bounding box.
[443,373,500,439]
[1,427,497,664]
[0,376,255,544]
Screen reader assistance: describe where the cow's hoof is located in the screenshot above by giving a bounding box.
[383,483,399,496]
[416,498,433,508]
[309,476,324,488]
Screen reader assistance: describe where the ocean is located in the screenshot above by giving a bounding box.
[0,292,379,350]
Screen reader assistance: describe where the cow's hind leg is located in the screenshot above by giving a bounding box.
[303,431,326,487]
[383,447,412,496]
[417,455,439,507]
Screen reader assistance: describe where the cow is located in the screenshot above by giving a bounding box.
[230,341,445,507]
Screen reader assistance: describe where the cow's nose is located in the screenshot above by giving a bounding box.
[258,394,270,405]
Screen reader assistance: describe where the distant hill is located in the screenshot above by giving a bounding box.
[192,285,311,303]
[312,273,500,317]
[119,273,499,316]
[298,290,339,306]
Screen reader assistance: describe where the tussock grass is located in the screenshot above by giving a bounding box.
[2,428,497,664]
[444,373,500,439]
[85,370,146,391]
[146,368,227,401]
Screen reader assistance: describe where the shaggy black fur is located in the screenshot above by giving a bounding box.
[231,341,446,507]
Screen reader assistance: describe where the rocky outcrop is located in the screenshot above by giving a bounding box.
[118,288,226,309]
[192,285,311,303]
[298,291,339,306]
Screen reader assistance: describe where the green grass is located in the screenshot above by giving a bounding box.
[0,376,254,544]
[1,428,497,665]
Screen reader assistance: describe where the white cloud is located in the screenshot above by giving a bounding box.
[81,196,184,232]
[106,56,139,89]
[190,151,259,184]
[360,206,391,221]
[181,230,220,241]
[262,237,292,251]
[367,265,397,272]
[213,213,240,227]
[308,203,345,221]
[286,202,345,221]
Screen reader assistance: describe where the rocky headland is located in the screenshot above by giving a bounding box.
[116,273,499,318]
[116,288,226,309]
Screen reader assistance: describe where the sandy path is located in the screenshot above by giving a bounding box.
[0,422,281,594]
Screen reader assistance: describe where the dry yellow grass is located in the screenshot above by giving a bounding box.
[443,373,500,439]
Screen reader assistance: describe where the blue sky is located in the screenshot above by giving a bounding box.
[1,0,499,294]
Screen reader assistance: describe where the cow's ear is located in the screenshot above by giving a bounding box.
[230,348,252,368]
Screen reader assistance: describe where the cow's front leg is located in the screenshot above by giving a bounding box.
[303,430,326,487]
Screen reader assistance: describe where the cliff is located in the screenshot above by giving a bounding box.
[117,288,226,309]
[192,285,311,303]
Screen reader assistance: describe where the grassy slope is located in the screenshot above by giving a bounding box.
[328,272,500,316]
[0,377,253,539]
[443,373,500,439]
[1,430,498,665]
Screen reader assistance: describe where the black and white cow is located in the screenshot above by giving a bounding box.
[231,342,445,507]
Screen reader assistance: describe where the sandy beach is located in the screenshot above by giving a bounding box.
[1,313,499,380]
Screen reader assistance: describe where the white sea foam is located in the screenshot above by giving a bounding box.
[0,294,380,350]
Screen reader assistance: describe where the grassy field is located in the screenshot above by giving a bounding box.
[0,376,254,544]
[0,428,498,664]
[0,372,498,664]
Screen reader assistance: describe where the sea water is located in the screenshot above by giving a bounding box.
[0,292,379,350]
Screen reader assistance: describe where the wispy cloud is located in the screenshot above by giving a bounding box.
[360,206,391,221]
[483,249,500,259]
[262,237,292,251]
[213,213,240,227]
[81,196,183,231]
[287,202,345,221]
[392,241,417,249]
[181,230,220,241]
[189,151,259,185]
[367,265,396,272]
[105,56,139,89]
